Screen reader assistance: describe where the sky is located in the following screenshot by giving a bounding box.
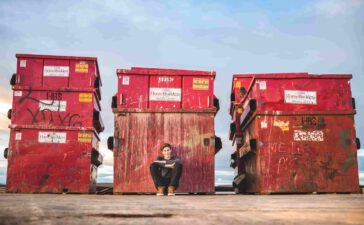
[0,0,363,186]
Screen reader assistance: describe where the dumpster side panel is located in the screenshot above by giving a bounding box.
[242,115,359,193]
[16,54,99,89]
[182,76,214,109]
[11,89,98,128]
[16,57,43,88]
[117,75,149,108]
[113,112,215,193]
[232,77,253,103]
[6,128,98,193]
[69,60,96,89]
[254,78,353,112]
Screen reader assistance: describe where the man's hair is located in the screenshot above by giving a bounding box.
[160,143,172,151]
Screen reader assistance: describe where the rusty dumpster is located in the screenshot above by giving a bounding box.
[5,54,103,194]
[110,67,220,194]
[229,73,360,193]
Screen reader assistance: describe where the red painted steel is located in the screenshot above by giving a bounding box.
[113,111,216,193]
[229,72,359,193]
[6,53,104,194]
[115,67,215,109]
[15,54,102,97]
[231,73,353,115]
[238,114,359,193]
[6,127,101,193]
[112,67,217,194]
[10,87,103,132]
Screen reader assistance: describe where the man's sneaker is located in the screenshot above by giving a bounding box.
[156,186,164,196]
[167,186,175,196]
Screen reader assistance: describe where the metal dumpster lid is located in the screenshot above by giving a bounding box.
[16,53,102,86]
[232,72,352,79]
[116,67,216,77]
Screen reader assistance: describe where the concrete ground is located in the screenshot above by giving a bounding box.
[0,193,364,225]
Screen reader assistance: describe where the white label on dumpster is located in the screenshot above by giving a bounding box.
[14,91,22,97]
[39,100,67,112]
[38,132,67,143]
[43,66,69,77]
[122,76,130,85]
[149,88,181,102]
[261,120,268,129]
[284,90,317,105]
[294,130,324,142]
[259,81,267,90]
[20,60,26,68]
[15,132,22,140]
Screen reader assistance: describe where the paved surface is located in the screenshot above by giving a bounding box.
[1,193,364,225]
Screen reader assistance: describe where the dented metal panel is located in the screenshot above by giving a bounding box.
[115,67,215,109]
[6,127,100,193]
[229,73,359,194]
[10,87,102,131]
[239,114,359,193]
[15,54,101,91]
[113,67,218,194]
[6,53,104,194]
[113,111,216,194]
[231,73,353,114]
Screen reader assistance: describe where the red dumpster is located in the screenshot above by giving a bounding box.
[13,54,102,99]
[230,73,353,116]
[114,67,215,109]
[230,73,360,194]
[6,53,104,194]
[6,126,102,193]
[10,87,103,132]
[111,67,219,194]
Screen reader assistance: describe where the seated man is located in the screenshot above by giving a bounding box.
[150,143,183,196]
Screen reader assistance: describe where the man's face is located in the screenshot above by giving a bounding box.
[162,146,172,160]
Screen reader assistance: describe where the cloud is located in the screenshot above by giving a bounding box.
[360,171,364,186]
[358,149,364,157]
[313,0,363,17]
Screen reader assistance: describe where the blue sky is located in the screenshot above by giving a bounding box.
[0,0,363,186]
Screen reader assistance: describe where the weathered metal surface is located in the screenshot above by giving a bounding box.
[115,67,215,109]
[15,54,102,93]
[10,87,102,131]
[6,53,104,194]
[6,127,100,193]
[113,112,215,194]
[238,114,359,193]
[231,73,353,113]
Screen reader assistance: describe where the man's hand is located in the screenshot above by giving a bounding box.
[165,162,176,168]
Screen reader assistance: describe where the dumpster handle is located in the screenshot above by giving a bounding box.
[4,148,8,159]
[356,138,361,150]
[119,94,123,105]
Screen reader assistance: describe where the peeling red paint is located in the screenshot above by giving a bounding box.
[6,54,103,194]
[113,68,217,194]
[230,73,359,193]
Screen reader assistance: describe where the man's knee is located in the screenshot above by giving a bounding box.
[174,162,182,170]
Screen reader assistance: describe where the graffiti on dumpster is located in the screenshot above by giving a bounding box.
[18,88,83,127]
[300,116,326,130]
[294,130,324,142]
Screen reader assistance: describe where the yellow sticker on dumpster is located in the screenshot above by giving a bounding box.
[192,78,209,90]
[75,62,89,73]
[78,133,92,143]
[235,81,241,89]
[79,93,92,102]
[273,120,290,132]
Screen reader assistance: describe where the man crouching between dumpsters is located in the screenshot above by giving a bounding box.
[150,143,183,196]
